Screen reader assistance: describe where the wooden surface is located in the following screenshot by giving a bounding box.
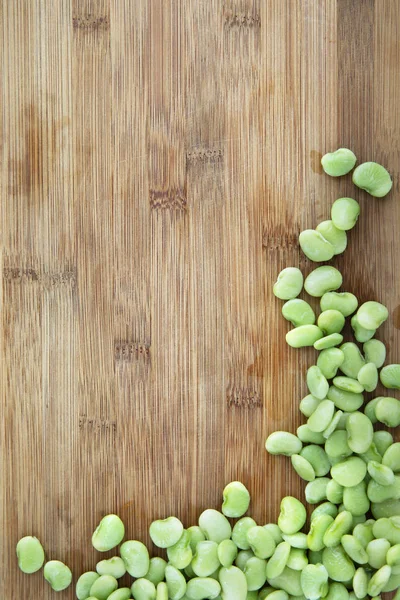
[1,1,400,597]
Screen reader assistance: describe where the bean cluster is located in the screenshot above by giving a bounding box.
[15,150,397,599]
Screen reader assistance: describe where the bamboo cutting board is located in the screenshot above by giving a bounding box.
[1,1,400,597]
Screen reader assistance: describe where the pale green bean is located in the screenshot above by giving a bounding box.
[331,198,360,231]
[282,299,316,327]
[352,162,392,197]
[222,482,250,518]
[273,268,304,300]
[16,536,45,574]
[304,267,343,298]
[321,148,357,177]
[299,230,335,262]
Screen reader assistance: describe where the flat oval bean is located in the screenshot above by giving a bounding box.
[339,343,365,378]
[351,315,376,343]
[325,430,352,459]
[307,514,334,551]
[333,376,364,394]
[327,385,363,412]
[314,333,344,350]
[352,162,392,197]
[366,538,391,569]
[222,482,250,518]
[89,575,118,600]
[192,541,220,577]
[44,560,72,592]
[346,411,373,454]
[282,299,316,327]
[300,564,328,600]
[331,198,360,231]
[232,518,257,550]
[287,548,308,571]
[76,572,100,600]
[299,230,335,262]
[165,565,187,600]
[341,535,368,564]
[304,267,343,298]
[306,365,329,400]
[145,557,167,586]
[149,518,183,549]
[16,536,45,574]
[375,397,400,427]
[367,565,392,597]
[317,348,344,379]
[321,148,357,177]
[244,557,268,591]
[247,526,276,559]
[199,509,231,543]
[291,454,315,482]
[363,339,386,368]
[299,394,321,418]
[342,482,370,516]
[266,542,291,579]
[300,446,330,477]
[323,511,353,547]
[96,556,126,578]
[167,530,193,569]
[286,325,324,348]
[307,400,335,433]
[218,539,238,567]
[357,301,388,330]
[322,545,355,582]
[331,457,367,487]
[316,221,347,255]
[297,425,325,444]
[186,577,221,600]
[120,541,150,577]
[273,268,304,300]
[320,292,358,317]
[278,498,306,535]
[219,566,248,600]
[387,544,400,568]
[352,567,369,599]
[265,432,302,456]
[131,578,156,600]
[305,478,330,504]
[382,443,400,472]
[92,514,125,552]
[326,479,344,504]
[357,362,378,392]
[380,364,400,389]
[318,310,345,335]
[368,461,395,486]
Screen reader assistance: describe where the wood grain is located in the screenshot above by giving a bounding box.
[1,1,399,597]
